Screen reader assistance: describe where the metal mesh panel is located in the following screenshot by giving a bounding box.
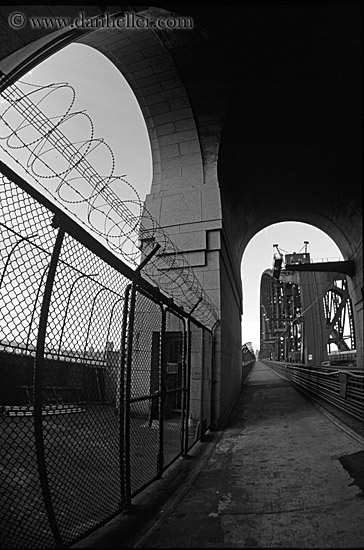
[0,415,53,549]
[202,328,213,432]
[128,292,162,496]
[163,310,186,468]
[0,179,54,359]
[188,322,204,449]
[0,178,58,549]
[40,237,128,545]
[1,170,216,548]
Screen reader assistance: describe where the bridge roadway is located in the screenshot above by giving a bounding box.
[73,361,364,549]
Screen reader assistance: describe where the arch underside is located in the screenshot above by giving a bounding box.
[0,4,362,425]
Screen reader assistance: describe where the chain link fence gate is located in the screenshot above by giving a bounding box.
[0,163,215,549]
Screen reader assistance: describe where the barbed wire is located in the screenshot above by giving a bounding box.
[0,79,219,327]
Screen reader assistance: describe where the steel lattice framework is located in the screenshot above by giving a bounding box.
[260,270,303,362]
[260,268,356,364]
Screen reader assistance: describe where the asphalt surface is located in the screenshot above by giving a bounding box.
[133,361,364,548]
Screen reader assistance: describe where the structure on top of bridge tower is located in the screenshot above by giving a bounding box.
[260,243,356,366]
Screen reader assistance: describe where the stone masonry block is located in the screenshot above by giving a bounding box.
[142,83,163,96]
[166,230,206,252]
[124,37,159,52]
[123,56,156,72]
[161,167,182,179]
[175,118,196,132]
[155,123,176,136]
[144,52,171,65]
[179,220,222,234]
[161,78,183,91]
[168,97,190,111]
[160,143,180,159]
[182,251,206,266]
[203,270,220,290]
[137,72,168,89]
[143,90,170,105]
[152,171,161,183]
[129,30,159,43]
[160,191,202,226]
[148,101,171,116]
[160,176,200,191]
[143,195,162,220]
[150,138,159,151]
[206,250,220,270]
[121,50,145,65]
[207,230,221,250]
[179,140,201,155]
[181,164,204,178]
[141,44,165,58]
[204,288,220,309]
[133,67,154,80]
[153,61,176,74]
[160,87,186,100]
[202,187,222,220]
[153,108,193,126]
[152,161,161,174]
[158,129,198,147]
[161,152,201,171]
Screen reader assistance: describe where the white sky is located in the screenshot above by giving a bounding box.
[2,43,344,351]
[241,222,342,352]
[19,43,153,200]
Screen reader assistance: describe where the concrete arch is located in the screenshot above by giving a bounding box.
[0,5,362,427]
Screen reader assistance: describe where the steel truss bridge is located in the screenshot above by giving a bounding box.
[260,252,356,366]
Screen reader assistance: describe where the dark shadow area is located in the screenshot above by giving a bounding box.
[339,450,364,494]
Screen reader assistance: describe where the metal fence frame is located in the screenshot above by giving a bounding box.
[0,161,214,549]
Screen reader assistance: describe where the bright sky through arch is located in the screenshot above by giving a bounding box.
[241,221,344,352]
[20,42,153,203]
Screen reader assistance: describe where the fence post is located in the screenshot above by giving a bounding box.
[124,244,161,506]
[118,284,131,508]
[183,318,191,455]
[157,305,166,476]
[33,221,64,547]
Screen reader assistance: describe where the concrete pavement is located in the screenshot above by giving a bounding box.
[135,361,364,548]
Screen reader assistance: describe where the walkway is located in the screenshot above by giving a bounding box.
[134,361,364,548]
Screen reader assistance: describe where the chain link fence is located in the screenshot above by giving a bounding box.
[0,165,214,549]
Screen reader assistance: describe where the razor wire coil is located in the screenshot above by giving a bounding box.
[0,79,219,327]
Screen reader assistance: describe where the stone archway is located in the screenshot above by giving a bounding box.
[0,5,362,427]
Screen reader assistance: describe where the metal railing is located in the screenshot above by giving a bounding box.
[0,165,214,549]
[264,360,364,423]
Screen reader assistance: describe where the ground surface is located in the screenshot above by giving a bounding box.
[134,361,364,548]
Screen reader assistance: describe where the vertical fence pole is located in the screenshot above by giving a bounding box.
[183,318,191,455]
[124,243,161,505]
[200,328,206,437]
[157,306,166,476]
[124,278,138,507]
[119,284,131,508]
[33,223,64,548]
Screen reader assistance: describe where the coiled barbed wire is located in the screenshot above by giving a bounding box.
[0,79,219,327]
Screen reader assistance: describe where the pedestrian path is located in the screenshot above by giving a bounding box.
[135,361,364,548]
